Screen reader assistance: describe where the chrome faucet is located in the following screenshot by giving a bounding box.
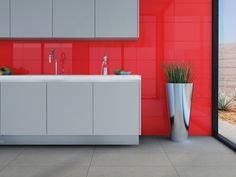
[48,48,58,75]
[101,55,108,75]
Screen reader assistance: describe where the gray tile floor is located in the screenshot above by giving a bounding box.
[0,137,235,177]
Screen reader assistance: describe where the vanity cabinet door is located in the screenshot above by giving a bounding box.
[1,82,47,135]
[95,0,139,38]
[47,82,93,135]
[11,0,52,38]
[94,82,140,135]
[53,0,95,38]
[0,0,10,37]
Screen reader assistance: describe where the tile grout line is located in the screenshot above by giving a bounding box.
[0,147,25,173]
[159,141,181,177]
[85,147,95,177]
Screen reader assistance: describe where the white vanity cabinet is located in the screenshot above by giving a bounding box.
[47,82,93,135]
[11,0,52,38]
[0,76,141,144]
[95,0,139,38]
[53,0,95,38]
[0,82,47,135]
[94,82,140,135]
[0,0,10,37]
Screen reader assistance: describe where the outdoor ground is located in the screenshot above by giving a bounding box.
[219,110,236,143]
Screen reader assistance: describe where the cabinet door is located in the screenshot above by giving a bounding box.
[47,82,93,135]
[11,0,52,38]
[1,82,46,135]
[95,0,139,38]
[94,82,140,135]
[53,0,95,38]
[0,0,10,37]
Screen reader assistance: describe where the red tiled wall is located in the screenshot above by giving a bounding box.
[0,0,212,136]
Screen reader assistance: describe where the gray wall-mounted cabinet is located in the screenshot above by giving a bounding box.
[0,0,10,37]
[53,0,95,38]
[11,0,52,38]
[47,82,93,135]
[0,82,47,135]
[95,0,139,38]
[0,0,139,39]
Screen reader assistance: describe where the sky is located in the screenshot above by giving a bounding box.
[219,0,236,44]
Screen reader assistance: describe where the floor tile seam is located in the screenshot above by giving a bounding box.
[0,164,174,168]
[0,148,25,173]
[174,165,236,168]
[4,164,91,167]
[159,142,181,177]
[174,164,236,167]
[4,164,235,168]
[161,150,236,170]
[89,164,173,167]
[163,152,236,155]
[92,152,166,156]
[86,147,95,177]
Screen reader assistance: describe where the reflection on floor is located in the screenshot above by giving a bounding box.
[0,137,235,177]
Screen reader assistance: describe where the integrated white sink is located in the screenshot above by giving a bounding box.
[0,75,141,82]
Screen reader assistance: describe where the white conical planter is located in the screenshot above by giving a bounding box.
[167,83,193,142]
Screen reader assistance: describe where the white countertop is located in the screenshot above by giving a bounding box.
[0,75,141,82]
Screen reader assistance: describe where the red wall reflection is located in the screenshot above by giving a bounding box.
[0,0,212,136]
